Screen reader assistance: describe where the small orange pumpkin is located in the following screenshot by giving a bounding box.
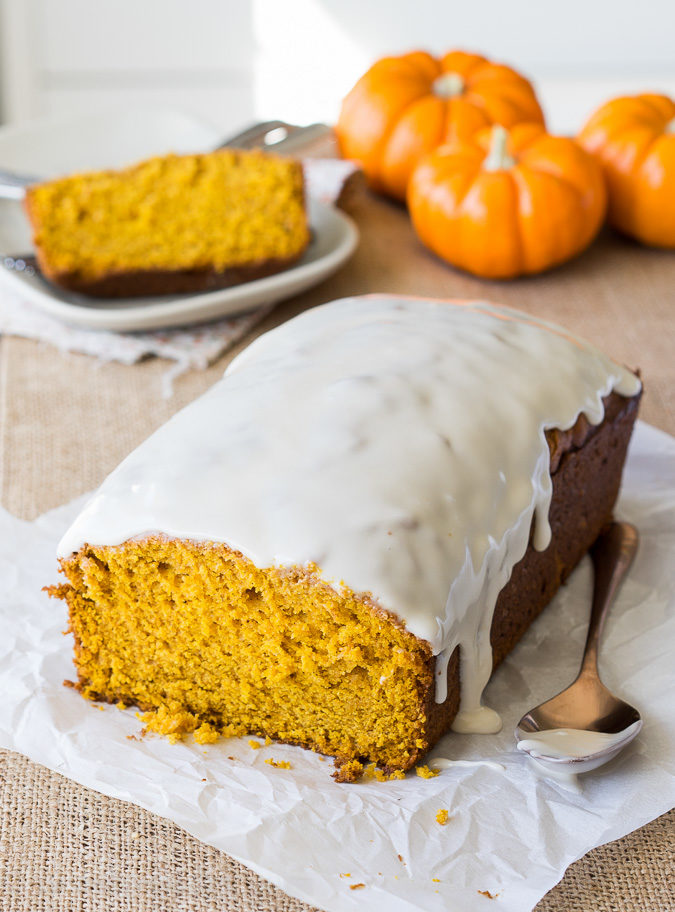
[336,50,545,201]
[407,123,607,280]
[577,93,675,248]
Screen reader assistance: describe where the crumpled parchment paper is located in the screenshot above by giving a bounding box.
[1,420,674,912]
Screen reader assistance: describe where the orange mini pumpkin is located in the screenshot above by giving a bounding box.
[336,50,545,201]
[578,93,675,248]
[407,123,606,280]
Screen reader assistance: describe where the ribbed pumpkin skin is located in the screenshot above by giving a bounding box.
[336,50,545,201]
[578,93,675,248]
[407,123,607,280]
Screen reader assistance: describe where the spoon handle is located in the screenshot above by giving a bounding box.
[580,522,639,677]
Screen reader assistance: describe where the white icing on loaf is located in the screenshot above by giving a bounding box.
[57,296,640,727]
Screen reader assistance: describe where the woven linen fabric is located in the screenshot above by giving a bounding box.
[1,752,673,912]
[1,182,674,911]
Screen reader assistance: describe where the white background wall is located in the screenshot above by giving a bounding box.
[254,0,675,134]
[1,0,674,136]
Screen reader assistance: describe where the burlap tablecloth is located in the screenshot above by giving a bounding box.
[0,181,673,910]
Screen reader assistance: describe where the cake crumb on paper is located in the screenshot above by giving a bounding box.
[265,758,291,769]
[436,808,449,825]
[375,768,405,781]
[333,758,364,782]
[341,761,406,783]
[248,739,262,750]
[416,764,440,778]
[339,873,351,878]
[194,722,219,745]
[478,889,499,899]
[349,883,365,890]
[432,878,440,883]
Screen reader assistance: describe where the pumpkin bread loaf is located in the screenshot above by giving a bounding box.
[49,296,641,779]
[24,149,310,297]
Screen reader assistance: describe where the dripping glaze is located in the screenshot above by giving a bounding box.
[57,295,641,730]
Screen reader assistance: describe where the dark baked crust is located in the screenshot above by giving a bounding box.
[418,388,641,762]
[30,250,308,298]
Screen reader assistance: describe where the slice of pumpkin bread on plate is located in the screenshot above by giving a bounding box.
[24,148,309,297]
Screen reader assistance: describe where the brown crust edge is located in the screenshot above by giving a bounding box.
[32,247,308,298]
[417,387,642,768]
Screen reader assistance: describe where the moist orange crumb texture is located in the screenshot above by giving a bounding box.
[50,537,434,773]
[25,149,309,280]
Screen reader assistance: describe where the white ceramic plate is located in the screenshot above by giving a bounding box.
[0,108,358,332]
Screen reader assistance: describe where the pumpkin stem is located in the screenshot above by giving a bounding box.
[483,125,516,172]
[432,72,465,99]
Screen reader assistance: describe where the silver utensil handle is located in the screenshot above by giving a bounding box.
[0,169,39,200]
[581,522,639,676]
[216,121,331,154]
[0,120,332,201]
[216,120,296,149]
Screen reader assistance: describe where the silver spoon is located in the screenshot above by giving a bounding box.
[516,522,642,774]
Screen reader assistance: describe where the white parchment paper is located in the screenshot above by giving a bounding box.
[1,420,674,912]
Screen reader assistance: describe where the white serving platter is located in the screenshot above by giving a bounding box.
[0,108,358,332]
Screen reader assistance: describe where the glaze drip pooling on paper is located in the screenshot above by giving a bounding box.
[58,295,640,729]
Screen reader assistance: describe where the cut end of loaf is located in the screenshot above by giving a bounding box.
[49,538,435,777]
